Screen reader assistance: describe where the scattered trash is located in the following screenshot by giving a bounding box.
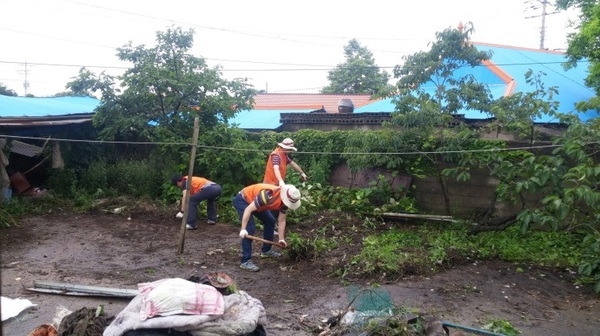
[27,323,57,336]
[26,280,139,298]
[111,207,125,214]
[1,296,37,321]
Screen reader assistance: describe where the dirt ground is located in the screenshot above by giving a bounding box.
[1,202,599,336]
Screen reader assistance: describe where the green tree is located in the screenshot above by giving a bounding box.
[321,39,392,96]
[62,67,112,97]
[556,0,600,110]
[0,83,18,96]
[390,22,493,214]
[87,26,255,142]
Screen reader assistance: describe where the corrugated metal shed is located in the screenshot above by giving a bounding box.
[229,109,314,130]
[355,43,598,123]
[0,95,100,118]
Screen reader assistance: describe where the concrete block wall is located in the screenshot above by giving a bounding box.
[330,162,541,217]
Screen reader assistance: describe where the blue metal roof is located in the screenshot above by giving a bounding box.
[356,43,598,123]
[0,95,100,118]
[229,109,313,130]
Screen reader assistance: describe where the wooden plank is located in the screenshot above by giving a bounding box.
[382,212,457,222]
[25,288,135,298]
[30,280,139,298]
[178,116,200,254]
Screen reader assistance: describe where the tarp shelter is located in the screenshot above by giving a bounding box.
[0,95,100,200]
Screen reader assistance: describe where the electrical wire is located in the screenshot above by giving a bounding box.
[2,134,593,156]
[57,0,418,54]
[0,59,589,72]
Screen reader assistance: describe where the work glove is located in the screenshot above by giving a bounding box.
[278,239,288,248]
[239,229,249,239]
[278,180,286,187]
[300,173,309,181]
[175,211,184,219]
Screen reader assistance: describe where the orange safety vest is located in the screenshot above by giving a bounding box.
[263,147,288,185]
[241,183,283,211]
[184,176,210,195]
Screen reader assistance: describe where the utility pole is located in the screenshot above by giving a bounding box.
[525,0,560,49]
[17,61,31,96]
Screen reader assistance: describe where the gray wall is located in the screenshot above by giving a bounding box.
[330,163,539,217]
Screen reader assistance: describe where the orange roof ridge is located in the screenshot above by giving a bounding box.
[480,59,517,96]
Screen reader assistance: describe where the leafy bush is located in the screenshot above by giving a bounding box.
[579,232,600,293]
[46,168,78,197]
[81,160,108,194]
[105,160,166,197]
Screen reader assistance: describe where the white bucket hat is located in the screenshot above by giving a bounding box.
[278,138,297,151]
[280,184,301,210]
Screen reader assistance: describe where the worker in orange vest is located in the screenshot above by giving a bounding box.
[171,174,222,230]
[263,138,308,187]
[233,183,301,272]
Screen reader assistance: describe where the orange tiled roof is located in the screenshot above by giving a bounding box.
[252,93,375,113]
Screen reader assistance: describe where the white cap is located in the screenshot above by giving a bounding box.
[277,138,297,151]
[280,184,301,210]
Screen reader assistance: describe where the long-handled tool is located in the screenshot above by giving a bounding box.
[244,234,286,248]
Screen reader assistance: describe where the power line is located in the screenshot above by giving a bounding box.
[0,59,588,72]
[0,28,393,68]
[0,27,116,50]
[513,48,596,93]
[58,0,411,54]
[16,62,31,96]
[2,134,593,156]
[524,0,561,49]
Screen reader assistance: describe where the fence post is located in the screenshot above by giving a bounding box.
[178,117,200,254]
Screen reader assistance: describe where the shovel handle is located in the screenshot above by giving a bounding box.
[244,234,285,248]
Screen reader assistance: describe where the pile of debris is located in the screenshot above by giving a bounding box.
[21,273,268,336]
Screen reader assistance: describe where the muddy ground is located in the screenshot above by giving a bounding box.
[1,202,599,336]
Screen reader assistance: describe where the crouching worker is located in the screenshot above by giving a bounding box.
[171,174,222,230]
[233,183,301,272]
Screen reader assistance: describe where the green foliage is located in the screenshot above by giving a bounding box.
[0,199,28,228]
[343,128,431,176]
[490,70,560,143]
[47,168,78,198]
[104,160,166,198]
[64,67,106,96]
[388,23,495,214]
[321,39,392,96]
[358,309,426,336]
[476,225,582,266]
[342,223,583,279]
[482,319,521,336]
[578,232,600,293]
[285,231,338,262]
[348,229,427,276]
[83,160,108,194]
[0,195,74,228]
[194,125,267,190]
[392,22,493,127]
[556,0,600,109]
[85,26,255,142]
[292,181,417,223]
[0,82,18,96]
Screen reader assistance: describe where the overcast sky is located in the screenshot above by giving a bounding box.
[0,0,580,97]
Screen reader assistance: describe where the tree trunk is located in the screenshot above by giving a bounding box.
[52,141,64,169]
[437,172,451,215]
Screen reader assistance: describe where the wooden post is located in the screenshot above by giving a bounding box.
[0,148,10,203]
[178,117,200,254]
[51,141,64,169]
